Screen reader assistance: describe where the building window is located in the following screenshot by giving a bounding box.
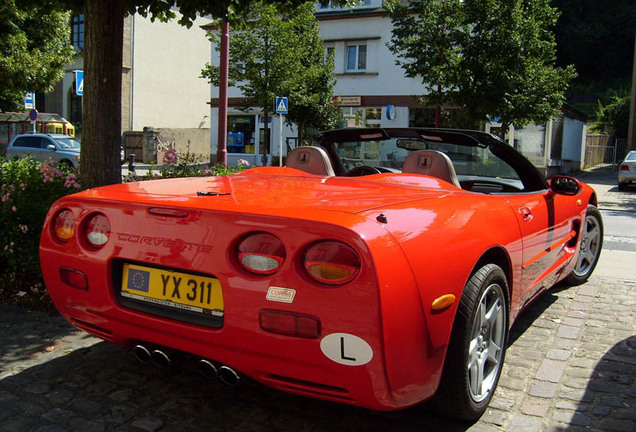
[69,91,82,127]
[71,14,84,53]
[346,44,366,72]
[325,44,335,67]
[317,0,371,10]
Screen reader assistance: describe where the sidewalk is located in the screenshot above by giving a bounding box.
[572,166,636,281]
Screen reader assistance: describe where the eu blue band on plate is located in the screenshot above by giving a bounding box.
[128,268,150,293]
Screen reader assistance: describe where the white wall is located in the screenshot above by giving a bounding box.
[131,15,211,130]
[562,117,585,162]
[320,15,425,97]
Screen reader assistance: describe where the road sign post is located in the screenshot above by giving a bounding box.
[275,97,288,167]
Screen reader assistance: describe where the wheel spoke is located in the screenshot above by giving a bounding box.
[469,355,485,397]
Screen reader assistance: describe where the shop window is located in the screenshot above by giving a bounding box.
[341,107,382,127]
[228,115,256,154]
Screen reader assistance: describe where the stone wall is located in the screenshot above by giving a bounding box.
[132,127,210,164]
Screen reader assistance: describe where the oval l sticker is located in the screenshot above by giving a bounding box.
[320,333,373,366]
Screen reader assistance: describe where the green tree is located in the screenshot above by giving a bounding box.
[0,1,75,111]
[387,0,576,138]
[386,0,465,123]
[202,2,341,161]
[553,0,635,85]
[26,1,348,189]
[594,91,631,138]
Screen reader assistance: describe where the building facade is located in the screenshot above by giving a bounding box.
[208,0,587,174]
[44,12,212,162]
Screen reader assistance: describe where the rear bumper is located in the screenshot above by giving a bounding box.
[618,171,636,184]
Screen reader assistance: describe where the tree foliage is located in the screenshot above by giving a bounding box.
[552,0,635,85]
[0,1,75,111]
[593,91,631,138]
[20,0,345,189]
[202,1,341,152]
[387,0,576,137]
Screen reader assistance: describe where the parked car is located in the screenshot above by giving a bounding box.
[618,150,636,190]
[40,128,603,420]
[6,133,80,168]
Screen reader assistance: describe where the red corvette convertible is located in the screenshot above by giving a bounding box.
[40,128,603,419]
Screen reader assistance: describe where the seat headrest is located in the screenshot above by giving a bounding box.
[402,150,460,188]
[286,146,335,176]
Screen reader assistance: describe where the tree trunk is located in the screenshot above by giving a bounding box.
[82,0,125,188]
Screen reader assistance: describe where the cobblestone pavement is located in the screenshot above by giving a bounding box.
[2,168,635,431]
[1,273,634,432]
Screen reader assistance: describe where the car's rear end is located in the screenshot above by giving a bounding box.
[40,171,446,410]
[618,151,636,190]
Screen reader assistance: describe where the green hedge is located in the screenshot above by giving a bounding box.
[0,157,83,303]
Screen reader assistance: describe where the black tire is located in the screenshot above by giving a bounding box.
[434,264,509,420]
[566,205,603,285]
[618,182,627,191]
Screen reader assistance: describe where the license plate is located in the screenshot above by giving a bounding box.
[121,264,224,316]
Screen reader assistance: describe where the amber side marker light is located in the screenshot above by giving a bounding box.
[431,294,456,311]
[303,240,360,285]
[54,209,76,242]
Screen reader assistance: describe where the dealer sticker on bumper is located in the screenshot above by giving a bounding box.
[266,286,296,303]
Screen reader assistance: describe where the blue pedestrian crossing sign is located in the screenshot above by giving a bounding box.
[74,70,84,96]
[275,97,288,114]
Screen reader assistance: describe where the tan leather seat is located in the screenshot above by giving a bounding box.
[402,150,460,187]
[286,146,335,176]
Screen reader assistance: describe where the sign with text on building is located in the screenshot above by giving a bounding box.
[332,96,362,107]
[74,70,84,96]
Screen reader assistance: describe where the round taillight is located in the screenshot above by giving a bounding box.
[54,209,76,242]
[85,213,111,248]
[237,232,286,275]
[303,241,360,285]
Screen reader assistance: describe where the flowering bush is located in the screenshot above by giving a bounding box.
[0,157,84,304]
[123,147,250,182]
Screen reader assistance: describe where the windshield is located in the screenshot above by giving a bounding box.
[626,151,636,161]
[54,137,81,150]
[334,138,521,181]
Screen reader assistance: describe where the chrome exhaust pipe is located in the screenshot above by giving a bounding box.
[133,344,152,363]
[218,365,240,386]
[197,359,218,379]
[151,349,172,368]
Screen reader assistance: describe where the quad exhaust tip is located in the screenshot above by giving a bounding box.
[197,359,218,379]
[218,365,241,386]
[151,349,172,368]
[133,344,152,363]
[133,344,240,385]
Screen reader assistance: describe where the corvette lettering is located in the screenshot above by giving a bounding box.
[117,233,213,253]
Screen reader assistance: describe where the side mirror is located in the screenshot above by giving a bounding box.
[47,144,57,151]
[550,175,580,196]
